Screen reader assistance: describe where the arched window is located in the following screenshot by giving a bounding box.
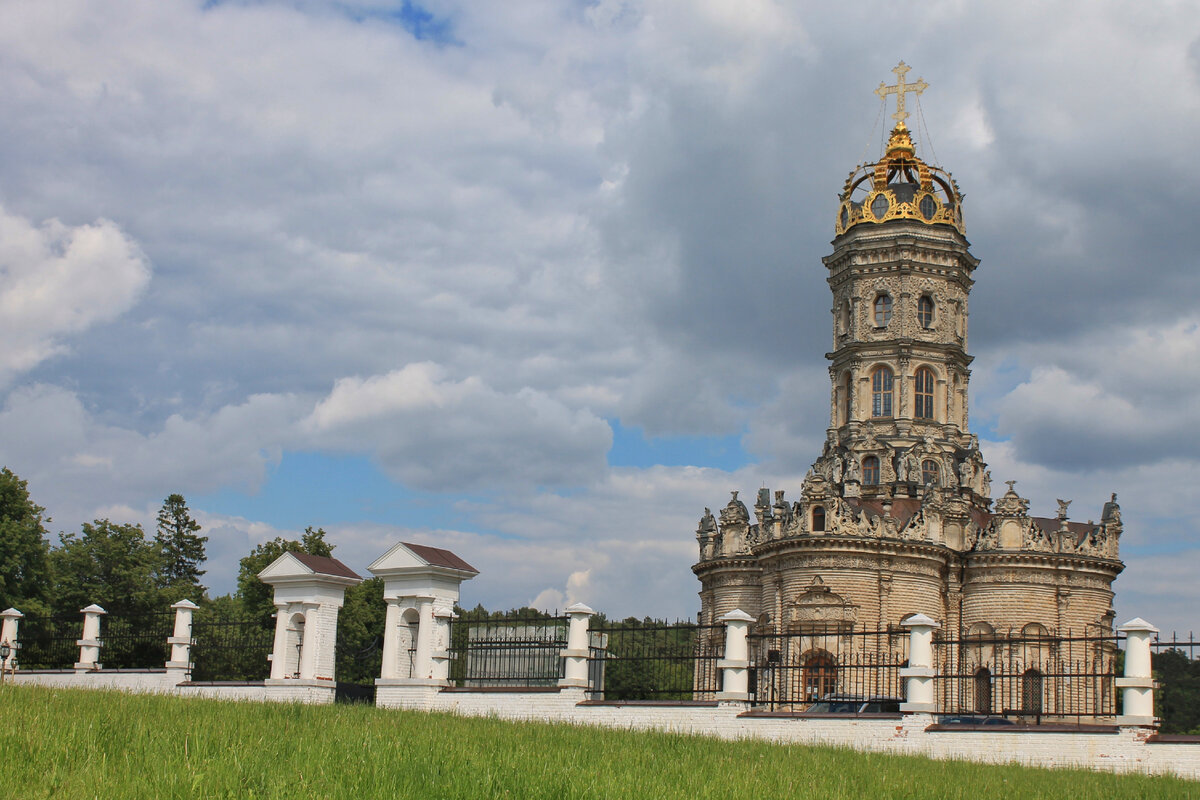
[914,367,935,420]
[871,367,894,417]
[862,456,880,485]
[803,652,837,702]
[974,668,992,714]
[811,506,826,532]
[1022,668,1044,714]
[873,294,892,327]
[921,459,939,486]
[917,295,934,328]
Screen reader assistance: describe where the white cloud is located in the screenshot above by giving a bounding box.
[0,207,150,381]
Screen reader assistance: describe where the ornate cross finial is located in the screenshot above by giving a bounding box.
[875,61,928,126]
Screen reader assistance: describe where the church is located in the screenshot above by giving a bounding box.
[692,65,1124,649]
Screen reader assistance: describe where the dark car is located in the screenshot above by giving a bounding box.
[936,715,1016,726]
[804,694,902,714]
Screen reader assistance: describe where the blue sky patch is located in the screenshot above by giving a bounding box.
[606,419,751,472]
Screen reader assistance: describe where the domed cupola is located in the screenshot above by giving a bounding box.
[834,63,964,236]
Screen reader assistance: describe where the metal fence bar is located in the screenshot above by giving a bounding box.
[12,614,80,670]
[1151,633,1200,734]
[748,625,909,711]
[588,622,724,701]
[101,611,176,669]
[448,615,568,687]
[189,612,274,682]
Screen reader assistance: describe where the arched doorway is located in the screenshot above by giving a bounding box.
[802,651,837,703]
[973,667,992,714]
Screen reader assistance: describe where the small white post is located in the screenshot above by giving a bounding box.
[75,604,107,672]
[1,608,23,672]
[559,603,594,688]
[1116,617,1159,726]
[430,606,456,683]
[165,600,199,680]
[715,609,755,702]
[412,595,435,680]
[900,613,940,713]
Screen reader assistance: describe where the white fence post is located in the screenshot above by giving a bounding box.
[559,603,594,688]
[1,608,22,672]
[165,600,199,681]
[716,609,754,702]
[75,604,107,672]
[430,606,456,683]
[900,613,940,713]
[1116,617,1158,726]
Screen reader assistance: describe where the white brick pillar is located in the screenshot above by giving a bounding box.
[165,599,199,680]
[430,606,456,683]
[559,603,594,688]
[1,608,22,672]
[715,609,754,702]
[298,603,320,680]
[268,604,290,679]
[412,595,435,680]
[379,599,403,680]
[75,604,107,672]
[1116,617,1159,726]
[900,613,940,713]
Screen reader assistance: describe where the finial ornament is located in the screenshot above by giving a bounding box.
[876,61,928,126]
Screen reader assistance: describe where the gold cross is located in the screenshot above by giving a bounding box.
[875,61,928,126]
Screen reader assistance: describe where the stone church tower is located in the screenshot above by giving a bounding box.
[693,65,1123,643]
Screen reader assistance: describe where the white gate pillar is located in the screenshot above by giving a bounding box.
[430,606,456,682]
[900,613,940,713]
[268,603,290,680]
[716,609,754,702]
[75,604,107,672]
[1116,617,1159,726]
[298,603,321,680]
[412,595,435,680]
[559,603,594,688]
[165,599,199,680]
[1,608,22,672]
[379,599,403,680]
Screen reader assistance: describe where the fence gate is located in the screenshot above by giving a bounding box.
[335,635,383,704]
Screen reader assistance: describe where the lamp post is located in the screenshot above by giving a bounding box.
[0,641,10,684]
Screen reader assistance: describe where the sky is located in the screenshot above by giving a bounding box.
[1,0,1199,634]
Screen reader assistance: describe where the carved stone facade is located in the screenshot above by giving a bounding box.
[693,119,1123,641]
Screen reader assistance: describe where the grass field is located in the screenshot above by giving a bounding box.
[0,685,1194,799]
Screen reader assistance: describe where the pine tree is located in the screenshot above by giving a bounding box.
[154,494,208,598]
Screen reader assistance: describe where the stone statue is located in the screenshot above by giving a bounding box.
[981,470,992,497]
[699,507,717,532]
[896,453,909,483]
[958,458,973,487]
[845,455,860,482]
[831,456,844,484]
[1056,499,1072,520]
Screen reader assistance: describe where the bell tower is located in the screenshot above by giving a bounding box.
[819,63,987,506]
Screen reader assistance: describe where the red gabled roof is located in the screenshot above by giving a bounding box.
[290,552,361,580]
[403,542,478,574]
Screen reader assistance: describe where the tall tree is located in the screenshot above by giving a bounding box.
[50,520,163,617]
[154,493,208,598]
[235,526,334,619]
[0,467,52,613]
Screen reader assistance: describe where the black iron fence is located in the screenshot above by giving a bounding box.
[448,614,567,687]
[13,614,80,670]
[189,610,273,682]
[101,611,175,669]
[934,630,1119,722]
[1152,632,1200,734]
[588,620,724,701]
[748,625,909,711]
[335,634,383,687]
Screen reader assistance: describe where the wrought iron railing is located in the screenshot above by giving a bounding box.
[448,614,568,687]
[189,610,273,682]
[588,620,724,701]
[100,611,176,669]
[934,630,1120,722]
[12,614,80,670]
[1152,632,1200,734]
[748,625,909,711]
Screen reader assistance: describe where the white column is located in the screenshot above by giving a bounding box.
[269,603,290,680]
[75,604,107,672]
[430,606,456,683]
[559,603,594,688]
[165,599,199,678]
[715,609,754,702]
[1,608,23,672]
[412,595,435,680]
[1116,617,1159,726]
[900,613,940,713]
[379,599,402,680]
[298,603,320,680]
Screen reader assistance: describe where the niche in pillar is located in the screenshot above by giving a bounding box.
[285,612,306,678]
[395,608,420,678]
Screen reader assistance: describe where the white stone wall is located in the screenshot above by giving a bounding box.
[11,669,182,693]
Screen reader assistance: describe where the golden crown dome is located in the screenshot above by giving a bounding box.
[835,63,964,236]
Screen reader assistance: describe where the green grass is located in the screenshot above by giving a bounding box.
[0,685,1193,799]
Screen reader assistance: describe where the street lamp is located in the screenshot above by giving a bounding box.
[0,641,11,684]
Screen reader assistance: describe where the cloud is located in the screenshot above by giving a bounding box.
[0,207,150,382]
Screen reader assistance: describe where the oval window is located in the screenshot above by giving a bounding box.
[870,193,890,220]
[919,194,937,220]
